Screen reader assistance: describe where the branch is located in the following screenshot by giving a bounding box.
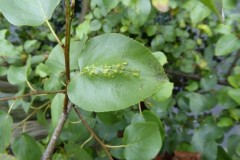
[73,106,113,160]
[41,102,73,160]
[225,51,240,78]
[165,69,229,86]
[0,90,65,102]
[64,0,71,84]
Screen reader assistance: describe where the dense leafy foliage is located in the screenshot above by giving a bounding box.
[0,0,240,160]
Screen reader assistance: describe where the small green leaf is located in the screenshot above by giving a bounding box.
[23,40,40,53]
[0,40,20,57]
[152,51,168,66]
[7,56,31,85]
[200,74,217,90]
[68,33,168,112]
[200,0,224,22]
[76,20,90,39]
[123,122,162,160]
[0,29,8,39]
[90,19,102,32]
[0,111,13,152]
[228,88,240,105]
[125,0,151,27]
[51,93,65,128]
[215,34,240,56]
[184,0,211,25]
[191,124,224,160]
[102,0,120,13]
[228,75,240,88]
[146,25,158,37]
[178,92,209,113]
[217,117,234,127]
[0,0,61,26]
[12,134,42,160]
[35,63,50,78]
[153,81,173,102]
[65,143,93,160]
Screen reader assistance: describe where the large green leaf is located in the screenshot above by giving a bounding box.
[123,122,162,160]
[0,0,60,26]
[68,33,167,112]
[12,134,42,160]
[0,111,13,152]
[215,34,240,56]
[200,0,224,22]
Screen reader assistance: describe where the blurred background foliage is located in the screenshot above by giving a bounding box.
[1,0,240,159]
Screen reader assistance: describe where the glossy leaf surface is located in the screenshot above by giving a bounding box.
[123,122,162,160]
[200,0,224,22]
[0,0,61,26]
[68,33,167,112]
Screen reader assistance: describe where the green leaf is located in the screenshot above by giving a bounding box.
[23,40,40,53]
[51,93,65,128]
[44,74,63,91]
[146,25,158,36]
[178,92,209,113]
[0,40,20,57]
[191,124,224,160]
[152,51,168,66]
[90,19,102,32]
[228,88,240,105]
[200,74,217,90]
[12,134,42,160]
[0,0,61,26]
[65,143,93,160]
[153,81,173,102]
[142,111,165,139]
[227,135,240,159]
[191,2,211,25]
[46,40,86,74]
[217,117,234,127]
[215,34,240,56]
[7,56,31,85]
[126,0,151,27]
[0,29,8,39]
[35,63,50,78]
[217,146,231,160]
[0,111,13,152]
[76,20,90,39]
[123,122,162,160]
[200,0,224,22]
[0,154,16,160]
[68,33,168,112]
[102,0,120,13]
[228,75,240,88]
